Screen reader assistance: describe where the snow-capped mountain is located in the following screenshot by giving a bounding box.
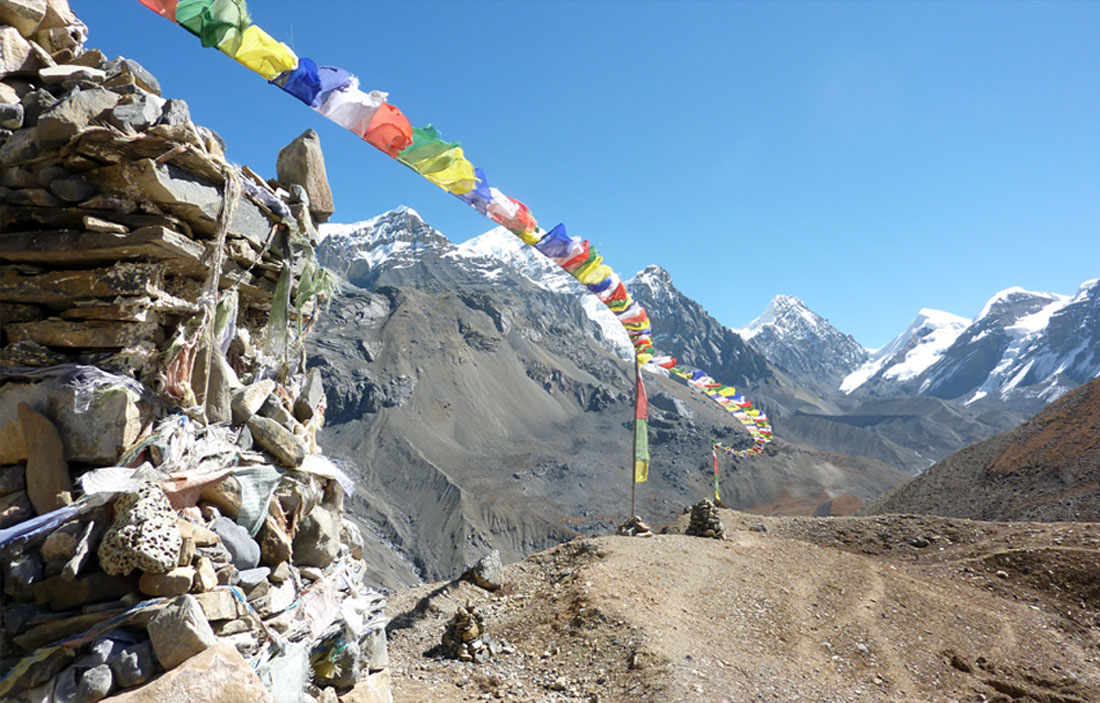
[841,282,1100,412]
[318,207,632,358]
[840,309,970,395]
[738,295,867,391]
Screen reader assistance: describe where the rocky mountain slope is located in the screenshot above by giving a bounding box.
[738,293,867,391]
[386,511,1100,702]
[310,212,909,589]
[862,374,1100,522]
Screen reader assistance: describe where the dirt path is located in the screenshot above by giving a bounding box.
[384,511,1100,702]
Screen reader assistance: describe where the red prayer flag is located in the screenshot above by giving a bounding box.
[635,367,648,420]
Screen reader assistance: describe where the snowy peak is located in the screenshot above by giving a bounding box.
[738,295,867,391]
[974,287,1062,325]
[840,308,969,394]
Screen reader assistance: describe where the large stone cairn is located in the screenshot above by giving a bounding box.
[686,499,726,539]
[442,601,495,663]
[0,3,390,702]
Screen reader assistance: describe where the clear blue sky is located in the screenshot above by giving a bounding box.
[75,1,1099,349]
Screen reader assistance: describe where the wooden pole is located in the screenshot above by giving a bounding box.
[631,358,638,519]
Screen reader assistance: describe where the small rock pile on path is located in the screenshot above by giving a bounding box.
[441,602,496,663]
[616,515,652,537]
[0,3,389,702]
[686,499,725,539]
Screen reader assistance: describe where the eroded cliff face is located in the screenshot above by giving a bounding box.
[1,4,390,701]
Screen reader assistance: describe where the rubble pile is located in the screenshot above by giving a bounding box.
[616,514,652,537]
[0,3,390,702]
[441,601,496,663]
[686,499,725,539]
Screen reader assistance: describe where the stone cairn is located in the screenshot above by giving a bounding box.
[686,499,726,539]
[442,601,496,663]
[0,3,388,702]
[616,515,653,537]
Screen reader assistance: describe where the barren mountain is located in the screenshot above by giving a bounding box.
[386,510,1100,702]
[862,374,1100,522]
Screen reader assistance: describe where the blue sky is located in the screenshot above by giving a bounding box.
[75,1,1099,349]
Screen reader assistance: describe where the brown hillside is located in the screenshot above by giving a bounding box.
[862,376,1100,522]
[385,509,1100,702]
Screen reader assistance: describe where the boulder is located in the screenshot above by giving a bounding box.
[464,550,503,592]
[18,402,71,513]
[340,669,393,703]
[38,64,105,85]
[292,505,340,568]
[198,475,242,519]
[230,379,274,424]
[0,0,47,38]
[247,414,306,468]
[276,129,334,224]
[209,516,260,571]
[147,594,217,670]
[98,644,271,703]
[98,482,182,576]
[108,640,155,689]
[76,663,113,703]
[36,87,120,147]
[0,26,41,75]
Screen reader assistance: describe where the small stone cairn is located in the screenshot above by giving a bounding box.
[686,499,725,539]
[442,601,494,663]
[616,515,652,537]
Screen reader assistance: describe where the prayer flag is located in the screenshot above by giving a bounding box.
[713,444,720,501]
[634,368,649,483]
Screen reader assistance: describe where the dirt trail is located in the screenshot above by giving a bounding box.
[385,510,1100,702]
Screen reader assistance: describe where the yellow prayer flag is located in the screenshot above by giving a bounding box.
[423,147,476,194]
[233,24,298,80]
[576,263,613,286]
[634,460,649,483]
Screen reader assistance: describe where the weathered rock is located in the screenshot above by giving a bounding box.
[198,475,242,519]
[0,463,26,493]
[48,174,94,202]
[247,414,306,467]
[176,536,195,566]
[464,550,504,592]
[147,594,217,670]
[292,367,325,422]
[74,663,113,703]
[2,549,42,599]
[192,588,244,622]
[99,644,271,703]
[237,566,269,591]
[0,126,40,164]
[33,571,133,610]
[0,488,34,528]
[157,97,189,127]
[0,0,47,38]
[138,566,195,597]
[102,94,164,134]
[339,669,392,703]
[18,401,72,513]
[4,185,62,207]
[191,346,241,425]
[276,129,334,224]
[109,639,155,689]
[0,26,41,75]
[292,505,340,568]
[98,481,182,576]
[192,556,217,593]
[41,519,83,561]
[210,516,260,570]
[36,88,120,147]
[259,394,300,433]
[38,64,105,85]
[229,379,274,424]
[257,509,293,567]
[0,101,24,129]
[35,0,87,56]
[103,57,160,96]
[362,628,389,671]
[269,561,292,583]
[341,518,365,560]
[20,87,56,125]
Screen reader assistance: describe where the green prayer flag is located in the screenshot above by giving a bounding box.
[634,418,649,483]
[397,125,458,166]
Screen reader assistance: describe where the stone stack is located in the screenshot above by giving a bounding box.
[0,4,391,703]
[616,515,653,537]
[686,499,725,539]
[441,602,495,663]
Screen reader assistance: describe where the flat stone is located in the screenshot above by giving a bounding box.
[36,87,120,148]
[191,588,244,622]
[0,125,40,165]
[103,57,161,96]
[0,101,24,129]
[139,567,195,597]
[0,0,47,38]
[38,64,106,84]
[268,561,292,583]
[99,644,271,703]
[210,516,260,570]
[230,379,274,425]
[237,566,270,591]
[339,668,392,703]
[109,639,155,688]
[292,506,340,568]
[247,414,306,468]
[14,608,126,651]
[147,594,217,670]
[33,571,133,610]
[18,402,72,514]
[82,215,129,234]
[4,185,62,207]
[212,617,252,636]
[276,128,334,224]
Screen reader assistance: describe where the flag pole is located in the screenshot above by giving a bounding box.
[631,357,638,519]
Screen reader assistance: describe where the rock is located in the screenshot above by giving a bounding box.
[191,346,240,424]
[0,489,33,528]
[177,536,195,566]
[212,618,252,636]
[97,644,271,703]
[3,549,42,599]
[35,0,87,56]
[0,419,27,463]
[247,414,306,468]
[341,518,364,560]
[18,402,72,514]
[76,664,113,703]
[748,523,768,533]
[269,561,292,583]
[0,26,41,75]
[103,57,161,97]
[98,481,182,576]
[192,556,217,592]
[176,518,220,546]
[191,588,244,622]
[41,519,82,561]
[210,516,260,570]
[299,566,323,582]
[0,0,47,38]
[293,367,325,422]
[0,126,40,164]
[0,463,26,494]
[33,571,133,610]
[339,669,392,703]
[48,174,94,202]
[237,566,270,591]
[464,550,504,592]
[102,94,164,134]
[230,379,274,424]
[258,394,300,433]
[257,509,293,567]
[36,87,120,147]
[276,129,334,224]
[38,64,106,85]
[199,476,242,519]
[20,87,56,125]
[313,633,360,689]
[138,567,195,597]
[0,102,24,129]
[51,664,80,703]
[362,628,389,671]
[108,640,155,688]
[686,499,726,539]
[908,536,931,549]
[292,505,341,568]
[147,594,217,670]
[157,98,189,127]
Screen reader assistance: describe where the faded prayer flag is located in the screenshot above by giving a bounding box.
[634,369,649,483]
[712,444,720,501]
